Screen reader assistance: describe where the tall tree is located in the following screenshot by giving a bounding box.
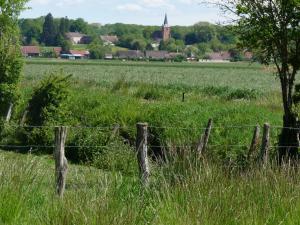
[213,0,300,161]
[0,0,28,118]
[70,18,88,34]
[58,17,70,35]
[41,13,57,46]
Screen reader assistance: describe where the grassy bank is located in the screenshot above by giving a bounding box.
[1,150,300,225]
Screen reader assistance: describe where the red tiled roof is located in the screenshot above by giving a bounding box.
[118,50,144,58]
[145,51,168,59]
[21,46,40,54]
[208,51,231,60]
[53,47,62,55]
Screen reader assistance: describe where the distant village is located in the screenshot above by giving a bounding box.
[21,14,253,62]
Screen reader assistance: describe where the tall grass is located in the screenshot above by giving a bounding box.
[1,150,300,225]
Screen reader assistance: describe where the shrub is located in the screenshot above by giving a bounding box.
[111,77,129,92]
[135,85,161,100]
[227,89,260,100]
[201,86,260,100]
[19,71,72,152]
[26,71,72,126]
[0,34,23,117]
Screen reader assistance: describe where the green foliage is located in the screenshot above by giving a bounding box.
[58,17,70,35]
[0,0,28,117]
[159,38,185,52]
[201,86,260,100]
[18,71,72,152]
[26,71,72,126]
[41,13,57,46]
[70,18,88,34]
[60,39,72,53]
[0,36,23,116]
[11,60,283,163]
[19,18,43,45]
[89,41,110,59]
[18,15,241,56]
[135,85,162,100]
[40,48,56,58]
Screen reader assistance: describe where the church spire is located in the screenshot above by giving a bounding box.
[164,13,168,26]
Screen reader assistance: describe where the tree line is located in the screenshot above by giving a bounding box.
[19,13,238,58]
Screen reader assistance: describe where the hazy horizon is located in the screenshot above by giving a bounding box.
[20,0,225,26]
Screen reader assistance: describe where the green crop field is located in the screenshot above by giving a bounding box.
[24,59,279,92]
[2,59,300,224]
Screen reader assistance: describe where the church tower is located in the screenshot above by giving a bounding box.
[162,14,171,41]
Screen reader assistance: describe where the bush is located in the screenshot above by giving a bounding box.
[227,89,260,100]
[135,85,161,100]
[0,34,23,117]
[19,71,72,151]
[201,86,260,100]
[111,77,130,92]
[26,71,72,126]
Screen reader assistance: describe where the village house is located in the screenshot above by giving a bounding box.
[117,50,144,59]
[53,47,62,57]
[21,46,41,57]
[100,35,119,46]
[66,32,91,45]
[206,51,231,62]
[61,50,90,59]
[166,52,183,60]
[145,51,168,60]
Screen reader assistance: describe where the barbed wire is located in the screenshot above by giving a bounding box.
[1,144,299,150]
[6,124,124,130]
[5,123,300,131]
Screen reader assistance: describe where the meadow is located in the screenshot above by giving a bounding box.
[21,59,285,163]
[1,59,299,224]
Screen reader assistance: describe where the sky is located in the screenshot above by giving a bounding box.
[20,0,225,26]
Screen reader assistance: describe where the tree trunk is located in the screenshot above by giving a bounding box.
[278,112,300,162]
[278,66,300,162]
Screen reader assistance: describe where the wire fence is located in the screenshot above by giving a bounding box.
[4,123,300,131]
[1,122,300,154]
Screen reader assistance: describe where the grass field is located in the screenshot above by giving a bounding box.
[24,59,279,91]
[22,59,285,150]
[2,150,300,225]
[1,59,299,224]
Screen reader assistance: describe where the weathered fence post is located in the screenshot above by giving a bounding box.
[20,110,28,126]
[5,103,13,122]
[260,123,270,166]
[248,125,260,160]
[55,126,68,197]
[197,119,213,155]
[136,123,150,185]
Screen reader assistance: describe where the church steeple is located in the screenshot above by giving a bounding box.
[162,13,171,41]
[164,13,168,26]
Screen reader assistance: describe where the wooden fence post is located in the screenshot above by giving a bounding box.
[20,110,28,126]
[197,119,213,155]
[260,123,270,166]
[55,126,68,197]
[248,125,260,160]
[5,103,13,122]
[182,93,185,102]
[136,123,150,185]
